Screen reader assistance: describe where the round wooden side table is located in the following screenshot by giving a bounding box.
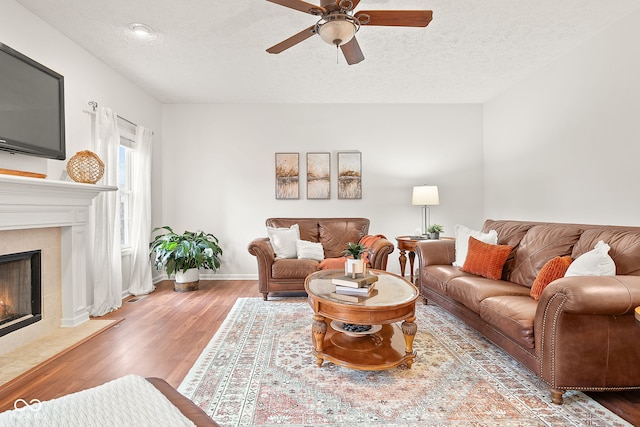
[395,236,428,283]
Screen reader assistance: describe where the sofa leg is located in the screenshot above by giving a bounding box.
[262,293,268,301]
[549,387,564,405]
[423,296,429,305]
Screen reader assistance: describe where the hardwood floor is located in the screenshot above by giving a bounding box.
[0,280,258,412]
[1,279,638,425]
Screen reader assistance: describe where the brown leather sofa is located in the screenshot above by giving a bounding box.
[248,218,394,300]
[416,219,640,404]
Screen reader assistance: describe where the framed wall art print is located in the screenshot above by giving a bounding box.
[306,152,330,199]
[275,152,299,199]
[337,151,362,199]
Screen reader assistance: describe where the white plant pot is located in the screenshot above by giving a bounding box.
[174,268,199,292]
[345,259,365,277]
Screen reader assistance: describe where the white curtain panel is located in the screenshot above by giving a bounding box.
[90,107,123,316]
[128,126,154,296]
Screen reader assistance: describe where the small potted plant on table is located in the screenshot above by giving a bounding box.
[342,242,368,278]
[149,226,223,292]
[427,224,444,240]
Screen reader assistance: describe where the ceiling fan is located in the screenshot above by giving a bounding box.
[266,0,433,65]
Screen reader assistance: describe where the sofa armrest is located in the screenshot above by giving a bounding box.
[365,237,394,270]
[535,275,640,393]
[248,237,275,259]
[538,275,640,316]
[146,378,219,426]
[247,238,275,286]
[415,239,456,267]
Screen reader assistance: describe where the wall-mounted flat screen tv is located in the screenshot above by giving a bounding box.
[0,43,65,160]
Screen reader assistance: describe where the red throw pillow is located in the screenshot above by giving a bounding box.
[530,256,573,301]
[461,237,513,280]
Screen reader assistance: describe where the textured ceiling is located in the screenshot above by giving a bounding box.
[16,0,640,104]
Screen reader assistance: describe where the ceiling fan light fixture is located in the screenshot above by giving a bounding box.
[317,16,357,46]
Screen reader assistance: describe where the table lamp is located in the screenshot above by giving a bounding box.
[412,185,439,236]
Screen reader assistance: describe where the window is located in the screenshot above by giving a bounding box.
[118,118,136,248]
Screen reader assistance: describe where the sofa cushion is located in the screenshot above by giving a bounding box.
[530,256,572,300]
[271,258,319,279]
[319,219,369,258]
[461,237,513,280]
[452,224,498,267]
[446,276,531,313]
[480,296,537,349]
[421,265,473,295]
[565,240,615,277]
[483,220,537,280]
[266,224,300,259]
[509,224,582,288]
[483,220,536,247]
[572,229,640,276]
[266,219,320,242]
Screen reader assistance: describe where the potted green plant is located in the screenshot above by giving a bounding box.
[342,242,368,278]
[149,226,223,292]
[427,224,444,240]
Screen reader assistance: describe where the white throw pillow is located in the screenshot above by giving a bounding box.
[296,240,325,261]
[453,224,498,267]
[266,224,300,259]
[564,240,616,277]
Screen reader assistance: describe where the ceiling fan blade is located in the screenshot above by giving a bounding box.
[356,10,433,27]
[267,26,317,54]
[340,37,364,65]
[267,0,326,15]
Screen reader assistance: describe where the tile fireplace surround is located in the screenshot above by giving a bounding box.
[0,174,115,354]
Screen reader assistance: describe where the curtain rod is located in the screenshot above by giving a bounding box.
[88,100,144,129]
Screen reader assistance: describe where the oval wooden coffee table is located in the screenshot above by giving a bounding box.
[304,269,419,370]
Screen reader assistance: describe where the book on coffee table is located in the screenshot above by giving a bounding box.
[331,273,378,288]
[335,282,376,295]
[330,288,378,302]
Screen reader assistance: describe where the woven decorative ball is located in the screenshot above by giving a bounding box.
[66,150,105,184]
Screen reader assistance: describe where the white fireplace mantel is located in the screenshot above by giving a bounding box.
[0,174,116,326]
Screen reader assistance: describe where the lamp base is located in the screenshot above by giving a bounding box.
[421,205,432,236]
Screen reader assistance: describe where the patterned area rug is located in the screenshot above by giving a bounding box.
[179,298,630,427]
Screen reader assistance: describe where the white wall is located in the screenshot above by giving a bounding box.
[484,10,640,226]
[0,1,163,299]
[161,104,484,278]
[7,0,639,288]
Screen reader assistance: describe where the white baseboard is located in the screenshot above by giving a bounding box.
[200,273,258,281]
[152,273,258,284]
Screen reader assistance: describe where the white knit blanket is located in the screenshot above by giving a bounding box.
[0,375,196,427]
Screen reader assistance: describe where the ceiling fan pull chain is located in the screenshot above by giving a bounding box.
[336,45,339,64]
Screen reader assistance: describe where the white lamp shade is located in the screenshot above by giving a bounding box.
[412,185,439,206]
[318,20,356,46]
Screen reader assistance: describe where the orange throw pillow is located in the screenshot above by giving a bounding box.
[318,257,347,270]
[461,237,513,280]
[530,256,573,301]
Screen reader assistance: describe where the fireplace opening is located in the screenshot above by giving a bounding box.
[0,250,42,338]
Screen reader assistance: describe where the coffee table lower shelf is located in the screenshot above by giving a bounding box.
[312,322,416,371]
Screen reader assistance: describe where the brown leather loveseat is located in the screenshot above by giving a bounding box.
[416,219,640,404]
[248,218,393,300]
